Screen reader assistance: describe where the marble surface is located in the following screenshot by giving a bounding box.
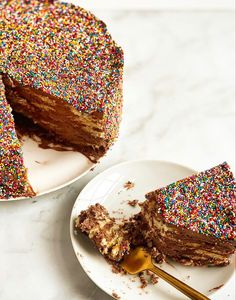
[73,0,236,10]
[0,7,235,300]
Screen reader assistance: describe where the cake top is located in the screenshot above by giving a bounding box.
[0,0,123,115]
[0,76,35,199]
[146,163,236,241]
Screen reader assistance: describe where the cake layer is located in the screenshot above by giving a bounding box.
[3,75,107,161]
[0,76,35,199]
[140,208,234,266]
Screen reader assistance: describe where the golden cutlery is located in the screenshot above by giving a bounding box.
[121,247,210,300]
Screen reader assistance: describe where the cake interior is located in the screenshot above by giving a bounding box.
[75,204,130,261]
[75,202,235,266]
[3,75,108,161]
[140,202,235,266]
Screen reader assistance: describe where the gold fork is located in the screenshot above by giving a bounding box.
[121,247,210,300]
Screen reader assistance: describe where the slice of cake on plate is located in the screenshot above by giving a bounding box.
[75,204,130,261]
[142,162,236,266]
[75,163,236,267]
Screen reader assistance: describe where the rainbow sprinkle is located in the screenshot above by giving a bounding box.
[0,0,123,139]
[0,0,123,198]
[147,163,236,241]
[0,76,35,199]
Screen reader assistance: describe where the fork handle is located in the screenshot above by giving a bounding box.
[149,266,210,300]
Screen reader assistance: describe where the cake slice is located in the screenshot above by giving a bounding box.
[0,76,35,199]
[74,163,236,267]
[75,204,130,261]
[142,162,236,266]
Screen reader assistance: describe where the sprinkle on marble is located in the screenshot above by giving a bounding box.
[153,163,236,240]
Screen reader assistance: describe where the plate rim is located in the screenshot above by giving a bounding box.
[1,161,95,202]
[70,159,236,299]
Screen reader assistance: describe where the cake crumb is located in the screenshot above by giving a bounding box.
[123,181,135,190]
[111,264,120,274]
[112,292,120,299]
[110,261,127,275]
[150,273,158,284]
[128,199,139,207]
[112,209,124,215]
[150,247,165,263]
[146,270,159,285]
[139,272,148,289]
[137,270,159,289]
[146,270,159,284]
[208,284,224,292]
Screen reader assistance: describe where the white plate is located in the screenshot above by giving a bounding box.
[70,160,236,300]
[7,137,94,201]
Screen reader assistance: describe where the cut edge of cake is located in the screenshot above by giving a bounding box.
[141,162,236,266]
[74,204,130,261]
[0,76,35,199]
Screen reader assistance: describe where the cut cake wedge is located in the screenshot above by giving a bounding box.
[142,162,236,266]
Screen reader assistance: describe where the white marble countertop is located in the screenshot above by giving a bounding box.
[0,4,235,300]
[72,0,236,10]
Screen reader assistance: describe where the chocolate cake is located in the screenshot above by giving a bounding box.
[0,76,35,199]
[0,0,123,198]
[75,163,236,267]
[142,162,236,266]
[75,204,130,261]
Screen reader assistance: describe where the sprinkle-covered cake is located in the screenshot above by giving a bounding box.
[142,162,236,266]
[0,0,123,198]
[0,76,35,199]
[75,163,236,266]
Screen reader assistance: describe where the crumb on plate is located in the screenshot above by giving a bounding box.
[123,181,135,190]
[139,272,148,289]
[128,199,139,207]
[112,292,120,299]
